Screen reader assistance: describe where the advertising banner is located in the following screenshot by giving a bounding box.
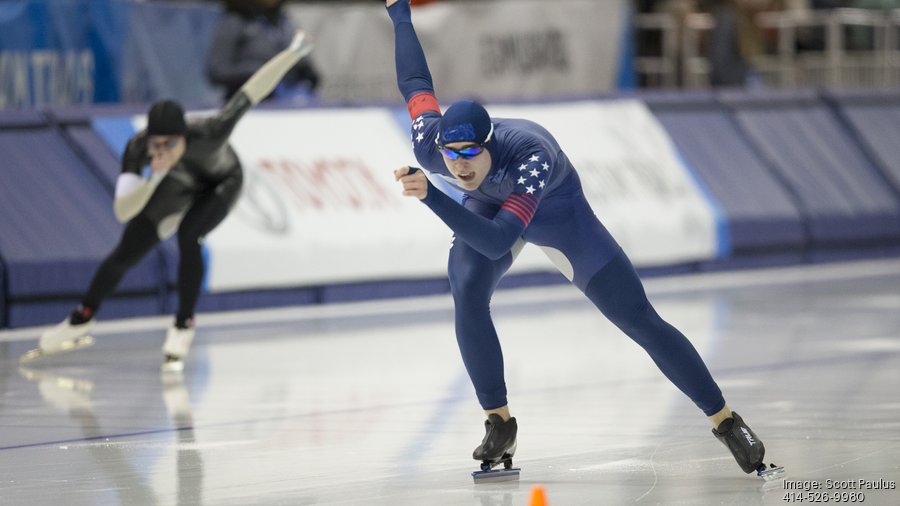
[0,0,125,107]
[488,100,722,267]
[287,0,633,103]
[95,99,720,293]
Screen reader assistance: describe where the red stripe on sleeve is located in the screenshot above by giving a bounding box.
[501,192,539,226]
[507,193,537,214]
[407,92,441,120]
[502,199,531,219]
[501,202,531,225]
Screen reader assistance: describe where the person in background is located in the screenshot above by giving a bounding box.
[30,32,314,371]
[207,0,320,102]
[708,0,784,87]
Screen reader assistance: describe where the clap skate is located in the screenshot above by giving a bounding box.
[161,323,195,373]
[20,318,95,363]
[471,414,521,483]
[713,411,786,482]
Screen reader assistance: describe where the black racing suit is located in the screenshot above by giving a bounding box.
[80,93,252,326]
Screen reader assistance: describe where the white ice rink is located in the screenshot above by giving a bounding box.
[2,259,899,505]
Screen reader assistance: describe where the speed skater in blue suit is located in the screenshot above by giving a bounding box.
[385,0,783,481]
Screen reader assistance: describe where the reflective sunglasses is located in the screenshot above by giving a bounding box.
[148,137,180,152]
[438,144,485,161]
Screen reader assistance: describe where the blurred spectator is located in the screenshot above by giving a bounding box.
[207,0,320,103]
[708,0,783,87]
[851,0,900,10]
[635,0,700,87]
[636,0,667,12]
[810,0,850,8]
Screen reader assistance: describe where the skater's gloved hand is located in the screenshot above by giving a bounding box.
[288,30,314,60]
[394,166,429,200]
[150,155,170,174]
[149,148,178,174]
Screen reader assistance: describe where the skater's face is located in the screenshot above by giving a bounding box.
[147,135,186,172]
[440,141,492,191]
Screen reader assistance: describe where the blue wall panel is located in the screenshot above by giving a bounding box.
[0,127,162,307]
[826,90,900,196]
[0,260,5,328]
[9,297,160,329]
[64,125,121,191]
[647,95,805,253]
[723,91,900,245]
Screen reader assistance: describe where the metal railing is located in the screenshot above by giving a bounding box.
[635,8,900,89]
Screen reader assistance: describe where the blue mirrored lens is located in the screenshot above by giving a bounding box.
[440,145,483,160]
[440,148,461,160]
[457,147,483,157]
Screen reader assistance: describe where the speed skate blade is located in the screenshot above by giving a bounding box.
[19,336,95,363]
[472,467,520,483]
[161,357,185,373]
[758,464,786,482]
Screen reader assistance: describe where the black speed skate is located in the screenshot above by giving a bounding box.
[713,412,785,481]
[471,414,520,483]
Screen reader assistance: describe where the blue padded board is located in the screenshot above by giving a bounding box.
[64,124,121,192]
[825,89,900,196]
[645,92,805,253]
[721,90,900,245]
[0,127,162,299]
[0,260,5,327]
[8,297,161,329]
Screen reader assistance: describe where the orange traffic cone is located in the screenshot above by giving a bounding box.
[529,485,547,506]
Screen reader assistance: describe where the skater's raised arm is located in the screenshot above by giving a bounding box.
[387,0,441,120]
[202,30,315,141]
[240,30,314,105]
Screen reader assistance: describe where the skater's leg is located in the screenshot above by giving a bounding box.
[523,175,775,477]
[448,237,515,413]
[163,174,241,367]
[583,251,726,416]
[173,172,242,327]
[80,214,161,316]
[709,405,734,427]
[445,198,523,467]
[573,238,777,476]
[525,189,725,416]
[33,214,160,356]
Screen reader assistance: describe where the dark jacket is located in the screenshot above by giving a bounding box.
[206,2,320,101]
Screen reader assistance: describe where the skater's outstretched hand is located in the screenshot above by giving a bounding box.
[288,30,314,60]
[386,0,402,7]
[394,166,428,200]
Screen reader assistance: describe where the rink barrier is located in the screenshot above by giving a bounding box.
[719,89,900,247]
[822,89,900,198]
[645,91,806,254]
[0,108,166,327]
[0,258,6,328]
[2,90,900,328]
